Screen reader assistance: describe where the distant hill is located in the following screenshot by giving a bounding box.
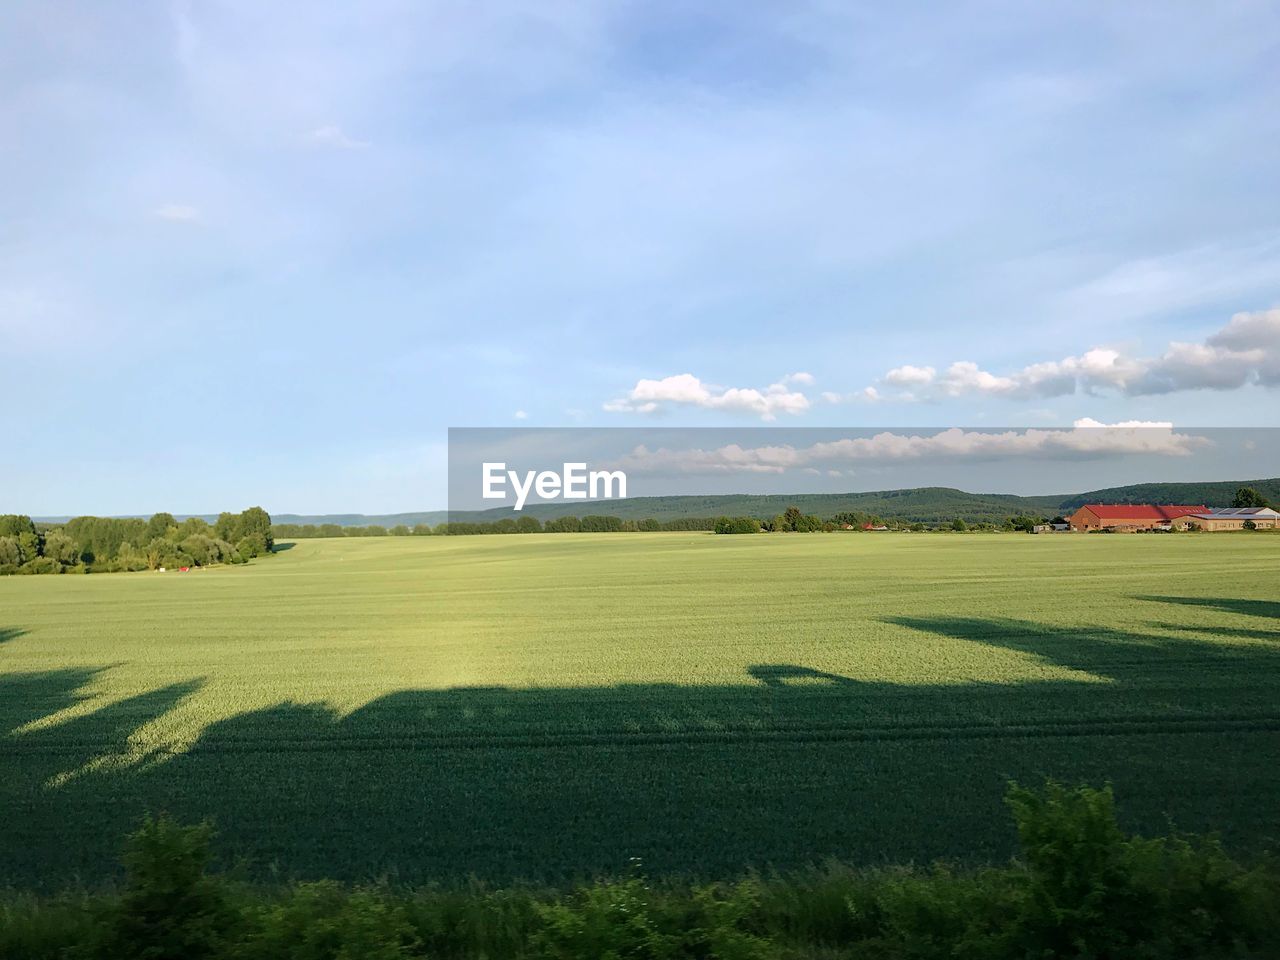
[281,488,1067,526]
[36,478,1278,529]
[273,512,452,527]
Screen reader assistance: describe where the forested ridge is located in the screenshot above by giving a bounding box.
[267,477,1280,528]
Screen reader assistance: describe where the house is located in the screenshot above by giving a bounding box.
[1031,522,1071,533]
[1184,506,1280,531]
[1067,504,1207,532]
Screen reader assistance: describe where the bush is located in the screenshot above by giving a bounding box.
[2,783,1278,959]
[91,816,235,960]
[236,533,268,560]
[19,556,62,575]
[714,516,762,535]
[240,883,418,960]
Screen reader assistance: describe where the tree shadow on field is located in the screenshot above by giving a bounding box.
[1134,596,1280,621]
[4,617,1280,889]
[0,627,26,646]
[271,542,296,552]
[749,664,856,687]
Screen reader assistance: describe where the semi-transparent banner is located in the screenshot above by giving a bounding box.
[446,426,1277,521]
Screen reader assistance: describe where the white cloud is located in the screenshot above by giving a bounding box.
[883,364,936,386]
[820,386,880,403]
[604,373,811,420]
[309,125,369,149]
[868,308,1280,400]
[613,423,1209,475]
[153,204,200,223]
[781,371,816,385]
[514,409,528,420]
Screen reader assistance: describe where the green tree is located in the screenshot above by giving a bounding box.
[145,538,169,571]
[177,517,211,539]
[146,513,177,541]
[43,531,81,565]
[1232,486,1270,508]
[97,816,234,960]
[951,517,968,532]
[234,507,274,552]
[236,533,267,560]
[515,515,542,533]
[214,512,238,542]
[544,516,581,533]
[0,536,21,567]
[714,516,761,534]
[782,506,803,531]
[0,514,37,538]
[181,535,221,566]
[15,530,40,563]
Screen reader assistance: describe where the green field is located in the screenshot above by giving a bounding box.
[2,533,1278,888]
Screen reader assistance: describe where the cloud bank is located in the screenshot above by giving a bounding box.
[613,421,1209,475]
[871,309,1280,401]
[605,373,811,420]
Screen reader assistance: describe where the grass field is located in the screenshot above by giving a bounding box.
[2,532,1278,888]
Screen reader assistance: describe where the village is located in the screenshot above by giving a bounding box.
[1034,504,1280,533]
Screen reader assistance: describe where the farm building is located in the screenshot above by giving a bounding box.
[1185,507,1280,531]
[1067,503,1207,532]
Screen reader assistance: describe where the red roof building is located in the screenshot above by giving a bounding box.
[1067,503,1207,531]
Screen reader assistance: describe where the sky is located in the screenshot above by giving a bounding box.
[3,1,1279,515]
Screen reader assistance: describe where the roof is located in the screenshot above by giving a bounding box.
[1078,503,1207,521]
[1189,507,1280,519]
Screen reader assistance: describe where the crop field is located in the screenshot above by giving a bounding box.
[2,533,1279,887]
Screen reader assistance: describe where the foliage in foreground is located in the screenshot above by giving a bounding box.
[2,783,1276,960]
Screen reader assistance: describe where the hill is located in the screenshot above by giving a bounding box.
[37,478,1278,529]
[1059,478,1280,511]
[278,479,1278,527]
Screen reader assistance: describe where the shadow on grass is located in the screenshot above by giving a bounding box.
[0,627,26,646]
[3,610,1280,889]
[271,542,296,552]
[1135,596,1280,620]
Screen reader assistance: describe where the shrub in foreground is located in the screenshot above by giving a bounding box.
[1,782,1276,959]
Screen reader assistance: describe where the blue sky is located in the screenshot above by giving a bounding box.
[4,2,1279,514]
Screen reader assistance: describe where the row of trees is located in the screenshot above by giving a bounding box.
[274,516,718,538]
[713,505,1065,534]
[0,508,274,576]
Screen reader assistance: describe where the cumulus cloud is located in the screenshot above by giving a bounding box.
[867,308,1280,400]
[612,422,1209,475]
[309,125,369,149]
[883,364,936,386]
[153,204,200,222]
[604,373,811,420]
[781,371,816,385]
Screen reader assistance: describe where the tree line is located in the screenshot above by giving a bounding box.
[0,508,273,575]
[273,516,717,538]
